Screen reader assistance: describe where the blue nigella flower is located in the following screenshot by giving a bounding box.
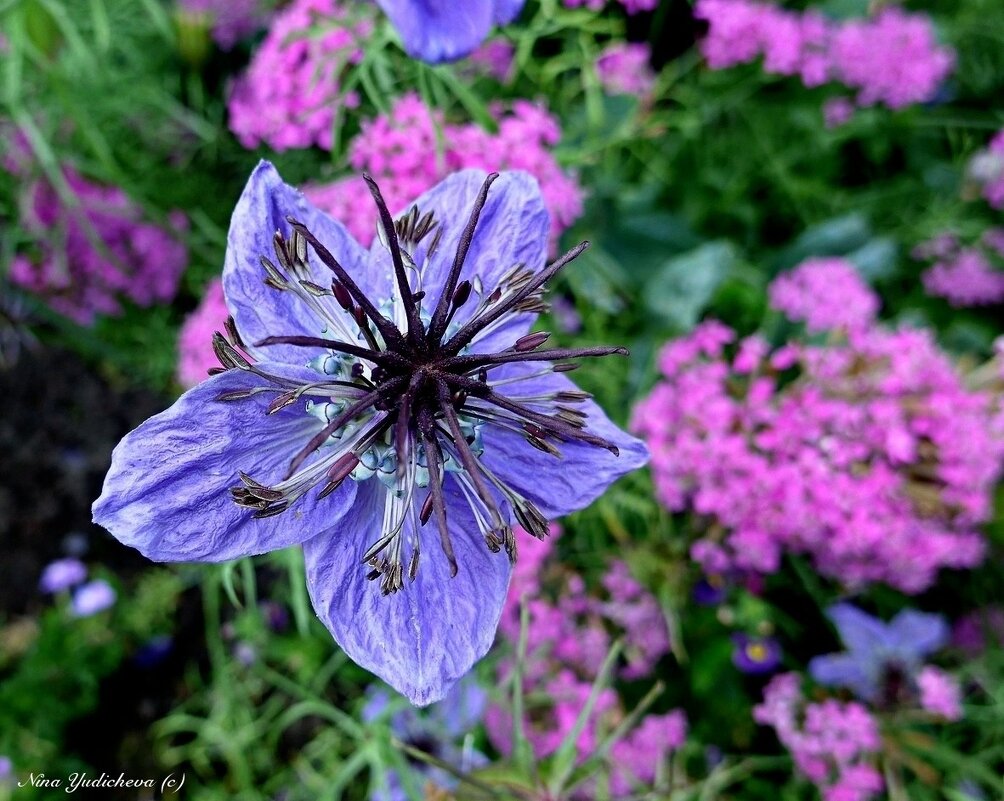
[364,677,487,800]
[808,603,949,705]
[93,161,647,705]
[375,0,525,63]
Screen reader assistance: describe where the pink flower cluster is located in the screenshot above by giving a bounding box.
[227,0,371,151]
[916,667,963,721]
[596,42,657,97]
[178,0,266,49]
[177,278,228,387]
[486,526,683,796]
[967,130,1004,209]
[755,673,883,801]
[632,319,1004,593]
[768,258,879,333]
[915,230,1004,307]
[694,0,954,109]
[563,0,658,14]
[8,166,188,325]
[304,93,582,253]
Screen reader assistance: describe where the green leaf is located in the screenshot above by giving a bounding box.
[774,213,872,272]
[847,237,899,282]
[645,241,736,330]
[562,245,627,314]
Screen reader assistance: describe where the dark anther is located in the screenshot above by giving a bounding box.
[514,331,551,352]
[419,493,434,525]
[452,280,472,310]
[225,316,245,348]
[332,281,354,311]
[267,391,298,415]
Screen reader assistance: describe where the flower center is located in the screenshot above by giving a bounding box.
[215,173,627,594]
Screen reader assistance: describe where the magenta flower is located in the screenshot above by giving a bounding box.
[305,94,583,255]
[916,666,963,721]
[755,673,884,801]
[93,162,646,705]
[768,257,879,333]
[8,166,188,325]
[375,0,525,63]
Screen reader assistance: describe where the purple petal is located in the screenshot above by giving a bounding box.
[478,363,649,519]
[493,0,526,24]
[223,161,378,365]
[304,480,512,706]
[375,0,497,63]
[369,169,550,353]
[826,603,889,660]
[887,609,949,659]
[808,653,877,700]
[93,364,356,562]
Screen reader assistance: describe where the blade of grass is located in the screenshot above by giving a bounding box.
[547,638,624,795]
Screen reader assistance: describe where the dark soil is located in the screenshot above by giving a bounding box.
[0,345,216,796]
[0,346,165,616]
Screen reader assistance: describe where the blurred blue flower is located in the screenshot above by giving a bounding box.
[234,642,258,666]
[693,574,727,606]
[70,579,116,617]
[731,633,782,674]
[375,0,525,63]
[0,756,12,782]
[93,161,646,705]
[133,635,174,669]
[808,603,948,703]
[261,600,289,633]
[364,677,488,801]
[39,558,87,593]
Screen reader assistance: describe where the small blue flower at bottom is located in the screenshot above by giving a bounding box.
[375,0,525,63]
[364,677,488,800]
[92,162,647,705]
[809,603,949,704]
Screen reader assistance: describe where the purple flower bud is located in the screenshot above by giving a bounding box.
[261,601,289,633]
[39,558,87,594]
[234,642,258,666]
[693,574,727,606]
[70,579,116,617]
